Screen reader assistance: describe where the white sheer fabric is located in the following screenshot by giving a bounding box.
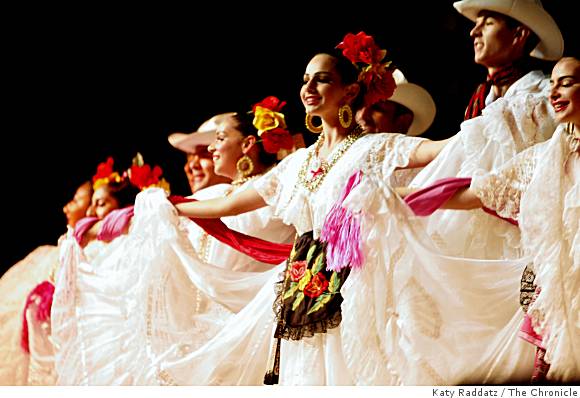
[0,246,58,385]
[121,133,533,385]
[51,181,295,385]
[472,126,580,381]
[410,71,557,260]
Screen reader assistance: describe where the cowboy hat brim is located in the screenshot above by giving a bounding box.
[453,0,563,60]
[168,131,216,153]
[167,112,237,154]
[390,82,436,136]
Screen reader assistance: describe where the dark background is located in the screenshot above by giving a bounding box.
[2,1,577,276]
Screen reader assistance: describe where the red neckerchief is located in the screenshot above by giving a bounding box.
[464,64,524,120]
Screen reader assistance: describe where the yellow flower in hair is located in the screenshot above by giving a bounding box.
[253,106,286,136]
[148,178,171,195]
[92,172,122,190]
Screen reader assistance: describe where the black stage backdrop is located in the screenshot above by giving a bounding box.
[2,1,577,275]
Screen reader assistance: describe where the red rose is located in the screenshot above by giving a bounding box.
[252,96,286,113]
[93,157,115,183]
[362,67,396,107]
[303,273,329,298]
[336,32,383,64]
[289,260,307,282]
[261,128,294,154]
[130,164,163,189]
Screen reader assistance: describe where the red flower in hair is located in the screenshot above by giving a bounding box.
[336,31,396,107]
[261,128,294,154]
[129,163,163,190]
[336,32,386,65]
[92,157,115,183]
[252,96,286,113]
[251,95,293,155]
[361,65,396,107]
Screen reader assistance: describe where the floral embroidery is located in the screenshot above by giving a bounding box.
[303,273,329,298]
[288,260,307,282]
[283,246,340,314]
[273,232,352,341]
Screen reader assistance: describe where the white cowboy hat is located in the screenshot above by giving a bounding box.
[390,69,436,136]
[168,112,236,153]
[453,0,563,60]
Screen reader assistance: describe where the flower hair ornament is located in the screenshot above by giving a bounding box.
[92,157,122,190]
[251,96,294,155]
[92,154,170,194]
[126,152,171,193]
[336,31,397,107]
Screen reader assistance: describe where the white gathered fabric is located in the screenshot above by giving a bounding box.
[89,133,534,385]
[410,70,557,260]
[472,126,580,382]
[0,245,59,385]
[51,182,295,385]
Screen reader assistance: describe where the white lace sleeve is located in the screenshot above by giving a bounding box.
[471,146,538,220]
[366,134,426,179]
[253,149,304,209]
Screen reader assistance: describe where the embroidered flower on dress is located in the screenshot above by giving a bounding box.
[303,273,329,298]
[289,260,308,282]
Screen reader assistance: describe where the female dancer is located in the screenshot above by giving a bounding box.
[51,100,297,385]
[403,56,580,383]
[0,181,92,385]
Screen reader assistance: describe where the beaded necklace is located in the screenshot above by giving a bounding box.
[297,127,363,193]
[231,173,263,187]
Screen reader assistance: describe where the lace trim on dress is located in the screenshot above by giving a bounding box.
[472,148,537,221]
[520,264,537,313]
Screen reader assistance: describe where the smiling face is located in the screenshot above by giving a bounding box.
[208,115,246,180]
[184,145,227,193]
[550,57,580,127]
[470,11,521,68]
[300,54,352,120]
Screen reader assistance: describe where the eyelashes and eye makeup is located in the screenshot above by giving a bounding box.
[551,76,579,89]
[303,73,333,85]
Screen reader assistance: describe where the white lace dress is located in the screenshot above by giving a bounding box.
[0,245,59,385]
[126,133,534,385]
[411,70,557,260]
[471,125,580,382]
[51,182,295,385]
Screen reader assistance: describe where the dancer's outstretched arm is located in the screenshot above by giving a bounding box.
[405,137,453,169]
[175,187,267,218]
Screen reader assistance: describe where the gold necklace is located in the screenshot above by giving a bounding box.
[231,173,263,187]
[297,127,363,193]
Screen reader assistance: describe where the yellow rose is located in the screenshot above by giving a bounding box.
[253,106,286,135]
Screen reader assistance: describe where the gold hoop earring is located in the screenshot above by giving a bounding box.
[305,114,323,133]
[338,104,353,129]
[236,155,254,178]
